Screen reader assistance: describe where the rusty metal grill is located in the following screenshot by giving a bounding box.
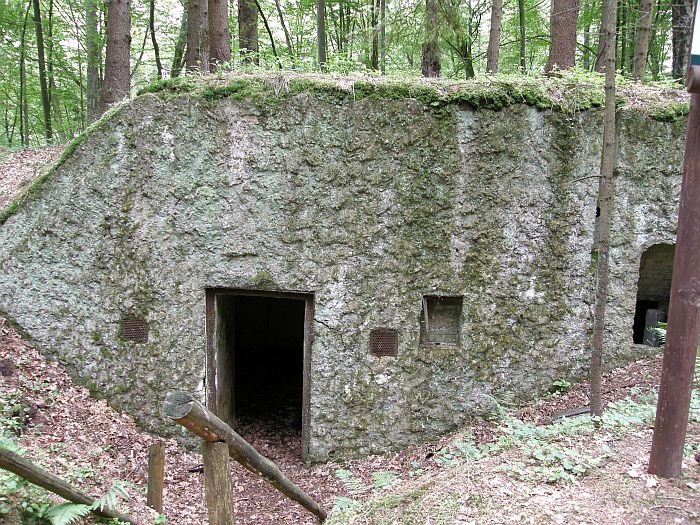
[370,329,398,357]
[121,319,149,343]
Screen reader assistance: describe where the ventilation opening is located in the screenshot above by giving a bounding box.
[215,293,307,446]
[420,296,463,346]
[370,329,398,357]
[633,244,675,345]
[120,318,148,343]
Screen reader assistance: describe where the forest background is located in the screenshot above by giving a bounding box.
[0,0,692,147]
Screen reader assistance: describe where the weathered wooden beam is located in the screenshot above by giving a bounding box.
[203,441,235,525]
[147,441,166,513]
[163,391,327,522]
[0,446,139,525]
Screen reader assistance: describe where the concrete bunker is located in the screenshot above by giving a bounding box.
[633,243,675,346]
[0,78,687,461]
[207,289,314,460]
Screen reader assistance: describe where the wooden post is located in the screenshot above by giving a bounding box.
[648,1,700,478]
[163,391,327,521]
[147,441,165,512]
[203,442,235,525]
[0,447,139,525]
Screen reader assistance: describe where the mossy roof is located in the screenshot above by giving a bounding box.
[0,72,689,226]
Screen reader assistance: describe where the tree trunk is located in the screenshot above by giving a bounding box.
[255,0,281,68]
[19,1,30,146]
[273,0,293,56]
[370,0,379,70]
[486,0,503,73]
[239,0,258,64]
[32,0,53,142]
[421,0,440,77]
[186,0,209,71]
[102,0,131,111]
[203,442,235,525]
[171,0,187,77]
[316,0,326,70]
[518,0,526,72]
[380,0,386,73]
[590,0,618,419]
[632,0,654,80]
[209,0,230,70]
[86,0,101,122]
[150,0,164,77]
[671,0,692,79]
[545,0,580,73]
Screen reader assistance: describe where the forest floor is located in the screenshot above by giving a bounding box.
[2,315,699,525]
[1,148,699,525]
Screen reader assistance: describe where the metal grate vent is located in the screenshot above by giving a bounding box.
[121,318,149,343]
[370,329,398,357]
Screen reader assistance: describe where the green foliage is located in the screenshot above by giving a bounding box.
[499,443,607,483]
[371,470,399,490]
[334,468,365,495]
[45,503,93,525]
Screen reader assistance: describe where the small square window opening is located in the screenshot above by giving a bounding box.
[420,296,463,346]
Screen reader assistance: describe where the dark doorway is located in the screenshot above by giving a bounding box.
[633,244,675,345]
[206,289,313,460]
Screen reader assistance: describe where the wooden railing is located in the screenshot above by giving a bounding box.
[0,447,139,524]
[0,392,327,524]
[163,391,327,522]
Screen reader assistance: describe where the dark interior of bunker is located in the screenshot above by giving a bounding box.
[216,294,306,448]
[633,244,675,346]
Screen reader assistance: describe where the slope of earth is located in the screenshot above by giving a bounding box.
[0,145,65,210]
[2,314,699,525]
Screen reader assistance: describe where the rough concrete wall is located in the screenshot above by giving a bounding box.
[0,92,685,461]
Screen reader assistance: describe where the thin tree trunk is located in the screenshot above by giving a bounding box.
[33,0,53,142]
[421,0,440,76]
[19,1,30,146]
[486,0,503,73]
[150,0,164,77]
[86,0,101,122]
[671,0,692,79]
[370,0,379,70]
[380,0,386,73]
[590,0,618,419]
[130,24,149,77]
[46,0,63,140]
[545,0,580,73]
[239,0,258,64]
[171,0,187,77]
[647,0,664,79]
[186,0,209,71]
[273,0,293,56]
[632,0,654,80]
[102,0,131,111]
[317,0,326,70]
[518,0,526,72]
[255,0,281,68]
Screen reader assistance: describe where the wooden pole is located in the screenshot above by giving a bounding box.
[0,447,139,525]
[163,391,327,522]
[203,441,235,525]
[648,90,700,478]
[147,441,166,512]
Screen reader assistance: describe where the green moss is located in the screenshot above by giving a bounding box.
[252,269,275,288]
[0,104,125,225]
[649,100,690,122]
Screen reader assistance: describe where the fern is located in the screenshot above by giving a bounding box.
[371,470,399,490]
[46,502,93,525]
[334,469,365,495]
[331,496,360,512]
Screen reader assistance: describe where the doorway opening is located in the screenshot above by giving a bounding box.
[206,289,313,460]
[632,244,675,346]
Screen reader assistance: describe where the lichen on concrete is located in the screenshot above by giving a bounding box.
[0,75,686,461]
